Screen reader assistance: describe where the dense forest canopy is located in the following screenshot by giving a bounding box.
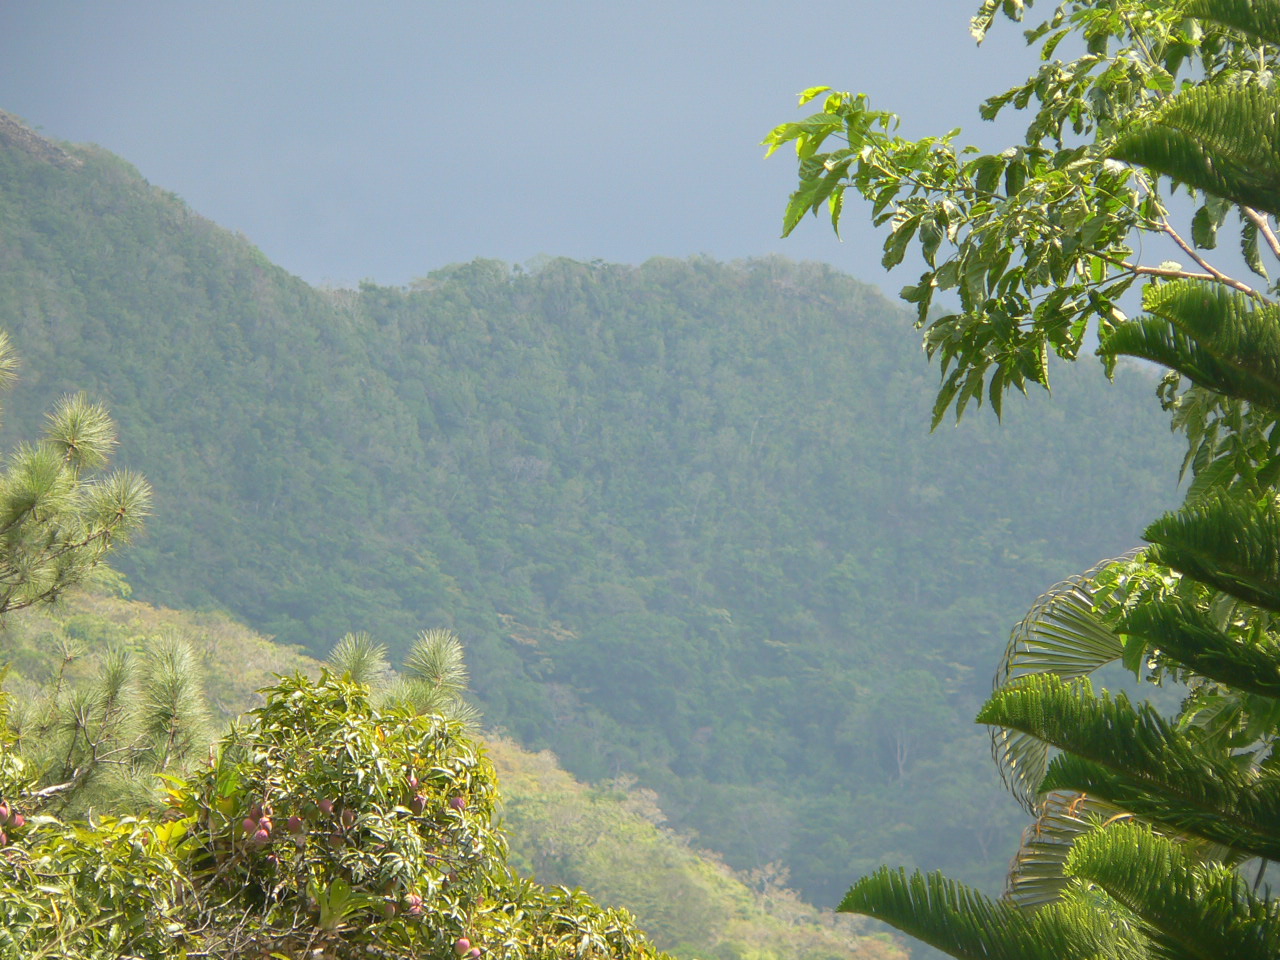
[0,109,1183,904]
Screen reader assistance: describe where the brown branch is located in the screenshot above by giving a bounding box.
[1243,206,1280,261]
[1099,252,1264,299]
[1159,218,1266,299]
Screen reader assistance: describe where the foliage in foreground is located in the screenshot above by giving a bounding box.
[773,0,1280,957]
[0,673,669,959]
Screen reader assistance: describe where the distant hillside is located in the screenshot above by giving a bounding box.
[0,585,903,960]
[0,110,1183,903]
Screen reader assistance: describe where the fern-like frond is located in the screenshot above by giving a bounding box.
[981,675,1280,859]
[1119,594,1280,698]
[1111,85,1280,216]
[839,867,1115,960]
[1144,492,1280,613]
[1067,821,1280,960]
[1101,281,1280,412]
[1187,0,1280,47]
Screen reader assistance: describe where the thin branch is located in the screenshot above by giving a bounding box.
[1243,206,1280,260]
[1098,252,1264,299]
[1159,218,1267,300]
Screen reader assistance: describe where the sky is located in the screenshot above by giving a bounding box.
[0,1,1043,289]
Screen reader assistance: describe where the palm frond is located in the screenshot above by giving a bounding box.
[1111,85,1280,216]
[1005,791,1132,909]
[992,554,1133,810]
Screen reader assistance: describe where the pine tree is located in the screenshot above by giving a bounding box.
[772,0,1280,954]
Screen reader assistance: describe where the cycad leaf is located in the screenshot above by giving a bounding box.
[1067,821,1280,960]
[1111,85,1280,216]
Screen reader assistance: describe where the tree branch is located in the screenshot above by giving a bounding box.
[1243,207,1280,261]
[1159,218,1266,300]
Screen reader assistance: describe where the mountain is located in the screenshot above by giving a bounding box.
[0,583,904,960]
[0,109,1183,903]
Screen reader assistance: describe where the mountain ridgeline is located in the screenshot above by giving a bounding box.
[0,112,1181,904]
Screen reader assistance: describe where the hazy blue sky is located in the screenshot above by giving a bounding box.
[0,2,1041,288]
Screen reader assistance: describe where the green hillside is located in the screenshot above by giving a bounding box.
[0,110,1183,903]
[0,584,902,960]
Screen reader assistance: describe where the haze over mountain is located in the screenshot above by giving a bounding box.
[0,112,1183,906]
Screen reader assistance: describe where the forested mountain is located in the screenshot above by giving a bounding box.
[1,584,895,960]
[0,110,1182,904]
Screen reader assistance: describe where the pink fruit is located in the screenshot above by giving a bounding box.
[287,815,304,834]
[251,828,271,846]
[248,802,263,820]
[0,831,6,846]
[381,901,397,919]
[449,796,467,811]
[8,814,22,829]
[242,817,258,835]
[469,950,481,959]
[318,799,334,816]
[341,808,356,829]
[454,938,472,956]
[0,802,9,823]
[257,818,273,834]
[405,893,423,916]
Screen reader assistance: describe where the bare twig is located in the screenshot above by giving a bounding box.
[1243,206,1280,260]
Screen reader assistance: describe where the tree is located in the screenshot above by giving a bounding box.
[770,0,1280,956]
[0,337,149,617]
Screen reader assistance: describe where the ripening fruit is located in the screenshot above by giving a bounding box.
[0,802,9,823]
[469,950,481,959]
[251,828,271,846]
[381,901,397,919]
[0,831,7,846]
[287,815,304,835]
[8,814,22,829]
[341,808,356,829]
[407,773,419,790]
[318,799,335,816]
[454,938,472,956]
[449,796,467,811]
[405,893,423,916]
[248,802,264,821]
[242,817,258,836]
[257,818,273,835]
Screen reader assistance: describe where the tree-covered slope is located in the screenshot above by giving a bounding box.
[0,110,1182,903]
[0,585,901,960]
